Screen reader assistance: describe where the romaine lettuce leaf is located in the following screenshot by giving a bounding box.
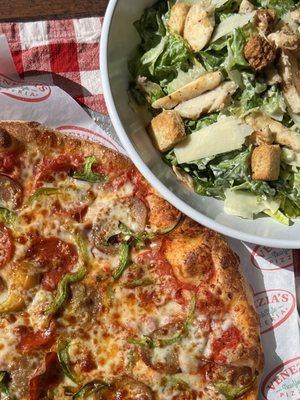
[224,28,249,71]
[253,0,296,17]
[262,86,287,121]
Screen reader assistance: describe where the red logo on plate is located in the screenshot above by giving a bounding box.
[0,73,51,102]
[254,289,296,334]
[262,357,300,399]
[251,246,294,271]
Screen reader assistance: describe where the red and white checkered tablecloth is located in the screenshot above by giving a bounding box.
[0,17,107,115]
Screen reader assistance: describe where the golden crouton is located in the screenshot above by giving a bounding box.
[244,35,276,71]
[148,111,186,152]
[168,3,190,36]
[254,9,276,34]
[251,144,281,181]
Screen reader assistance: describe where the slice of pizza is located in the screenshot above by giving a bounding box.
[0,121,263,400]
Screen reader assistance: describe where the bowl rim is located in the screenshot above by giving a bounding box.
[100,0,300,249]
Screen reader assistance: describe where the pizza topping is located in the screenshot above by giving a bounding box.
[0,371,10,396]
[27,237,78,291]
[130,295,196,348]
[46,266,86,315]
[0,151,21,180]
[0,223,14,269]
[72,155,107,183]
[34,153,84,187]
[28,187,62,205]
[113,243,131,280]
[0,128,20,153]
[16,321,56,353]
[72,380,109,399]
[214,377,256,399]
[111,377,154,400]
[0,207,18,227]
[0,261,38,313]
[0,174,23,210]
[212,327,241,364]
[28,352,61,400]
[57,339,77,383]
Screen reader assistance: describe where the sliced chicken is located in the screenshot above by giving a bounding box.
[278,50,300,113]
[239,0,256,13]
[174,81,238,120]
[152,71,223,110]
[168,3,190,36]
[183,2,215,52]
[268,25,299,50]
[264,65,282,85]
[246,112,300,152]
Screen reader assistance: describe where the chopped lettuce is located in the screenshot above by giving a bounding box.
[224,28,249,71]
[253,0,296,17]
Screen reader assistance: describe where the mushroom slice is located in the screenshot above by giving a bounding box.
[184,2,215,52]
[175,81,238,120]
[245,112,300,152]
[152,71,223,110]
[140,323,182,374]
[278,50,300,113]
[0,174,23,209]
[113,377,154,400]
[89,196,148,248]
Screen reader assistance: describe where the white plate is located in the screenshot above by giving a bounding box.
[100,0,300,248]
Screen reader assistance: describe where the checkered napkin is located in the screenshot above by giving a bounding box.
[0,17,107,115]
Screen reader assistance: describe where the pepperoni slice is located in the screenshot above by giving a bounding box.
[29,351,61,400]
[34,153,84,188]
[0,151,20,178]
[16,321,56,353]
[211,327,241,364]
[0,223,14,269]
[27,237,78,291]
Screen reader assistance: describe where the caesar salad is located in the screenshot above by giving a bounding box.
[129,0,300,225]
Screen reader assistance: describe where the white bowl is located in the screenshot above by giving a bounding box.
[100,0,300,248]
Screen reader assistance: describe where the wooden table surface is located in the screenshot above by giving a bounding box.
[0,0,109,21]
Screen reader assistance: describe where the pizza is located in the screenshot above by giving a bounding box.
[0,121,263,400]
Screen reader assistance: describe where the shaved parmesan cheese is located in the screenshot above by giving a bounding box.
[211,12,255,42]
[224,189,280,219]
[174,116,253,163]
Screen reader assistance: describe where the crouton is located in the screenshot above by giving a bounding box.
[251,144,281,181]
[168,3,190,36]
[183,3,215,52]
[254,9,276,34]
[148,111,186,152]
[239,0,256,13]
[152,71,223,109]
[244,35,276,71]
